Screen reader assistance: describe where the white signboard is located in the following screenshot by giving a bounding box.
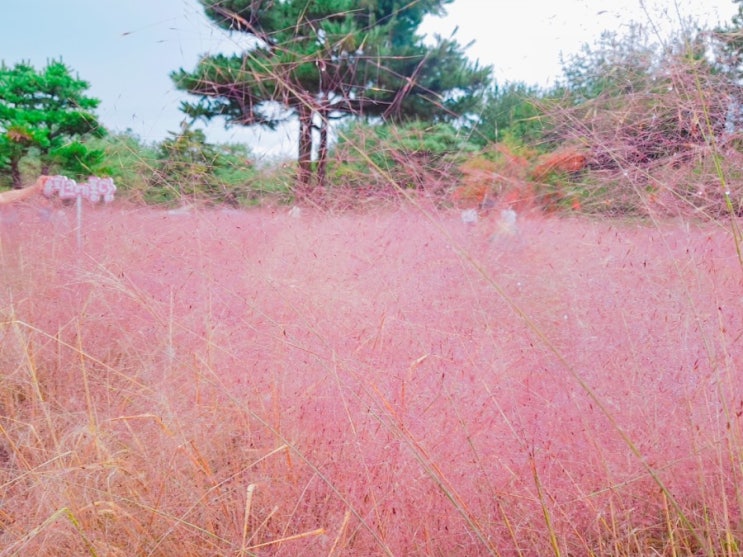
[42,175,116,203]
[42,175,117,250]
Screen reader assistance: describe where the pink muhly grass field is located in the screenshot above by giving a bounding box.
[0,201,741,555]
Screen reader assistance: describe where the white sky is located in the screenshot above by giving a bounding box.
[424,0,736,86]
[0,1,738,159]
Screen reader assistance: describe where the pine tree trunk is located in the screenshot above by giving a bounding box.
[39,148,51,176]
[10,157,22,189]
[317,109,329,190]
[297,103,313,198]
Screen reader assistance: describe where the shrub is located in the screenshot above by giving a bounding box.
[470,81,549,146]
[148,126,257,206]
[326,120,480,207]
[546,25,738,217]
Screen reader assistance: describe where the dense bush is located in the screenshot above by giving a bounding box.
[543,25,739,216]
[147,126,257,206]
[323,120,480,206]
[470,82,549,147]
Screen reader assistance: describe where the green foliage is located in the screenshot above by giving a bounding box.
[714,0,743,79]
[0,60,105,187]
[85,131,158,196]
[173,0,491,189]
[545,23,738,217]
[149,125,255,205]
[328,119,478,194]
[339,120,478,162]
[49,141,106,180]
[552,24,728,156]
[472,82,548,146]
[558,25,658,103]
[714,1,743,135]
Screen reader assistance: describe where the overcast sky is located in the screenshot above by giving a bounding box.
[0,1,737,159]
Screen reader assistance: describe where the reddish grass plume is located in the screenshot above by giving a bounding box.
[0,198,742,555]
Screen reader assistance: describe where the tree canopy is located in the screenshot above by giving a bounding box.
[0,60,105,188]
[172,0,491,192]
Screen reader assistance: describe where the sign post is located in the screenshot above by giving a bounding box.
[42,175,116,250]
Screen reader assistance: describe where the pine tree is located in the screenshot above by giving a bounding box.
[172,0,490,193]
[0,60,105,188]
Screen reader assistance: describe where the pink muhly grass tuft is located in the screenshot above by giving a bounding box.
[0,202,741,555]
